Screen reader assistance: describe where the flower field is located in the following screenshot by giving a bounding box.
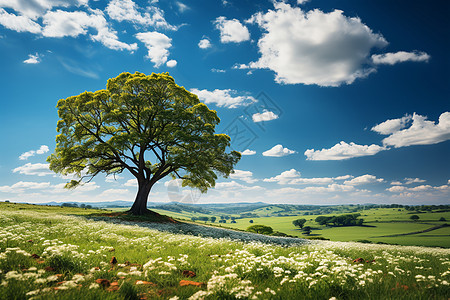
[0,205,449,299]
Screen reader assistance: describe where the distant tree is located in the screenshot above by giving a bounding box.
[292,218,307,229]
[247,225,273,235]
[439,217,446,222]
[249,220,254,223]
[210,216,217,223]
[231,220,236,223]
[47,72,240,215]
[302,226,312,235]
[219,219,226,223]
[410,215,420,221]
[85,205,92,209]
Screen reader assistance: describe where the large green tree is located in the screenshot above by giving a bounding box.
[48,72,241,215]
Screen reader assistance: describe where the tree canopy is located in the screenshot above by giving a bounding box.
[48,72,241,215]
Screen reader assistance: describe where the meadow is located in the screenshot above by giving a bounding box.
[149,205,450,248]
[0,203,449,299]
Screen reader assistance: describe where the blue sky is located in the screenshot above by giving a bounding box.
[0,0,449,205]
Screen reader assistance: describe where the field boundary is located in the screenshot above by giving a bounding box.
[372,223,449,238]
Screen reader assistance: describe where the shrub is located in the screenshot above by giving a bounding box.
[410,215,420,221]
[246,225,273,235]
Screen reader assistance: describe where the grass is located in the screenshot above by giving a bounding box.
[0,203,449,299]
[152,207,450,248]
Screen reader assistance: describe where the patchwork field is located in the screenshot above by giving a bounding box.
[0,203,449,299]
[149,206,450,248]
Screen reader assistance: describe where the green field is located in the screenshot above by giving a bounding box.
[150,206,450,248]
[0,203,449,299]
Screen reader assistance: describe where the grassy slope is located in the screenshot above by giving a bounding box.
[0,203,449,300]
[151,207,450,248]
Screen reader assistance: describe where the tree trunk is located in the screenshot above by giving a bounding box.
[129,180,153,215]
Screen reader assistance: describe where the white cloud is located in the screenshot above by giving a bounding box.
[214,181,262,191]
[74,182,99,192]
[264,169,335,185]
[214,16,250,43]
[334,175,353,181]
[230,170,257,183]
[241,149,256,156]
[302,184,355,193]
[106,0,176,30]
[387,183,449,193]
[19,145,49,160]
[190,88,256,108]
[344,174,383,185]
[291,177,334,185]
[263,144,296,157]
[305,141,386,161]
[13,163,53,177]
[246,2,388,86]
[136,31,172,67]
[36,145,49,154]
[0,181,51,193]
[211,68,225,73]
[42,9,137,51]
[176,2,190,13]
[105,174,124,183]
[99,188,131,197]
[372,51,430,65]
[371,114,412,135]
[404,178,426,185]
[297,0,310,4]
[0,8,41,33]
[252,110,278,122]
[264,169,300,184]
[0,0,88,19]
[198,38,212,49]
[166,59,177,67]
[379,112,450,148]
[386,185,406,193]
[124,179,137,187]
[391,181,403,186]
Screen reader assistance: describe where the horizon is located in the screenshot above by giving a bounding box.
[0,0,449,206]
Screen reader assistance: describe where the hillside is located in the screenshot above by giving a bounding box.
[0,203,449,299]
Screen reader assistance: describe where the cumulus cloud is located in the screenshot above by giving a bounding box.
[377,112,450,148]
[166,59,177,67]
[246,2,387,86]
[105,174,124,183]
[404,178,426,185]
[0,0,88,19]
[263,144,296,157]
[252,110,279,122]
[176,1,190,13]
[190,88,256,108]
[124,179,137,187]
[371,114,412,135]
[136,31,172,67]
[372,51,430,65]
[13,163,53,177]
[230,170,258,183]
[387,183,448,193]
[264,169,301,184]
[43,9,137,51]
[344,174,384,185]
[19,145,49,160]
[305,141,386,161]
[198,38,212,49]
[264,169,336,185]
[24,53,40,64]
[241,149,256,156]
[214,16,250,43]
[106,0,176,30]
[214,180,262,191]
[0,181,51,193]
[0,8,41,33]
[211,68,226,73]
